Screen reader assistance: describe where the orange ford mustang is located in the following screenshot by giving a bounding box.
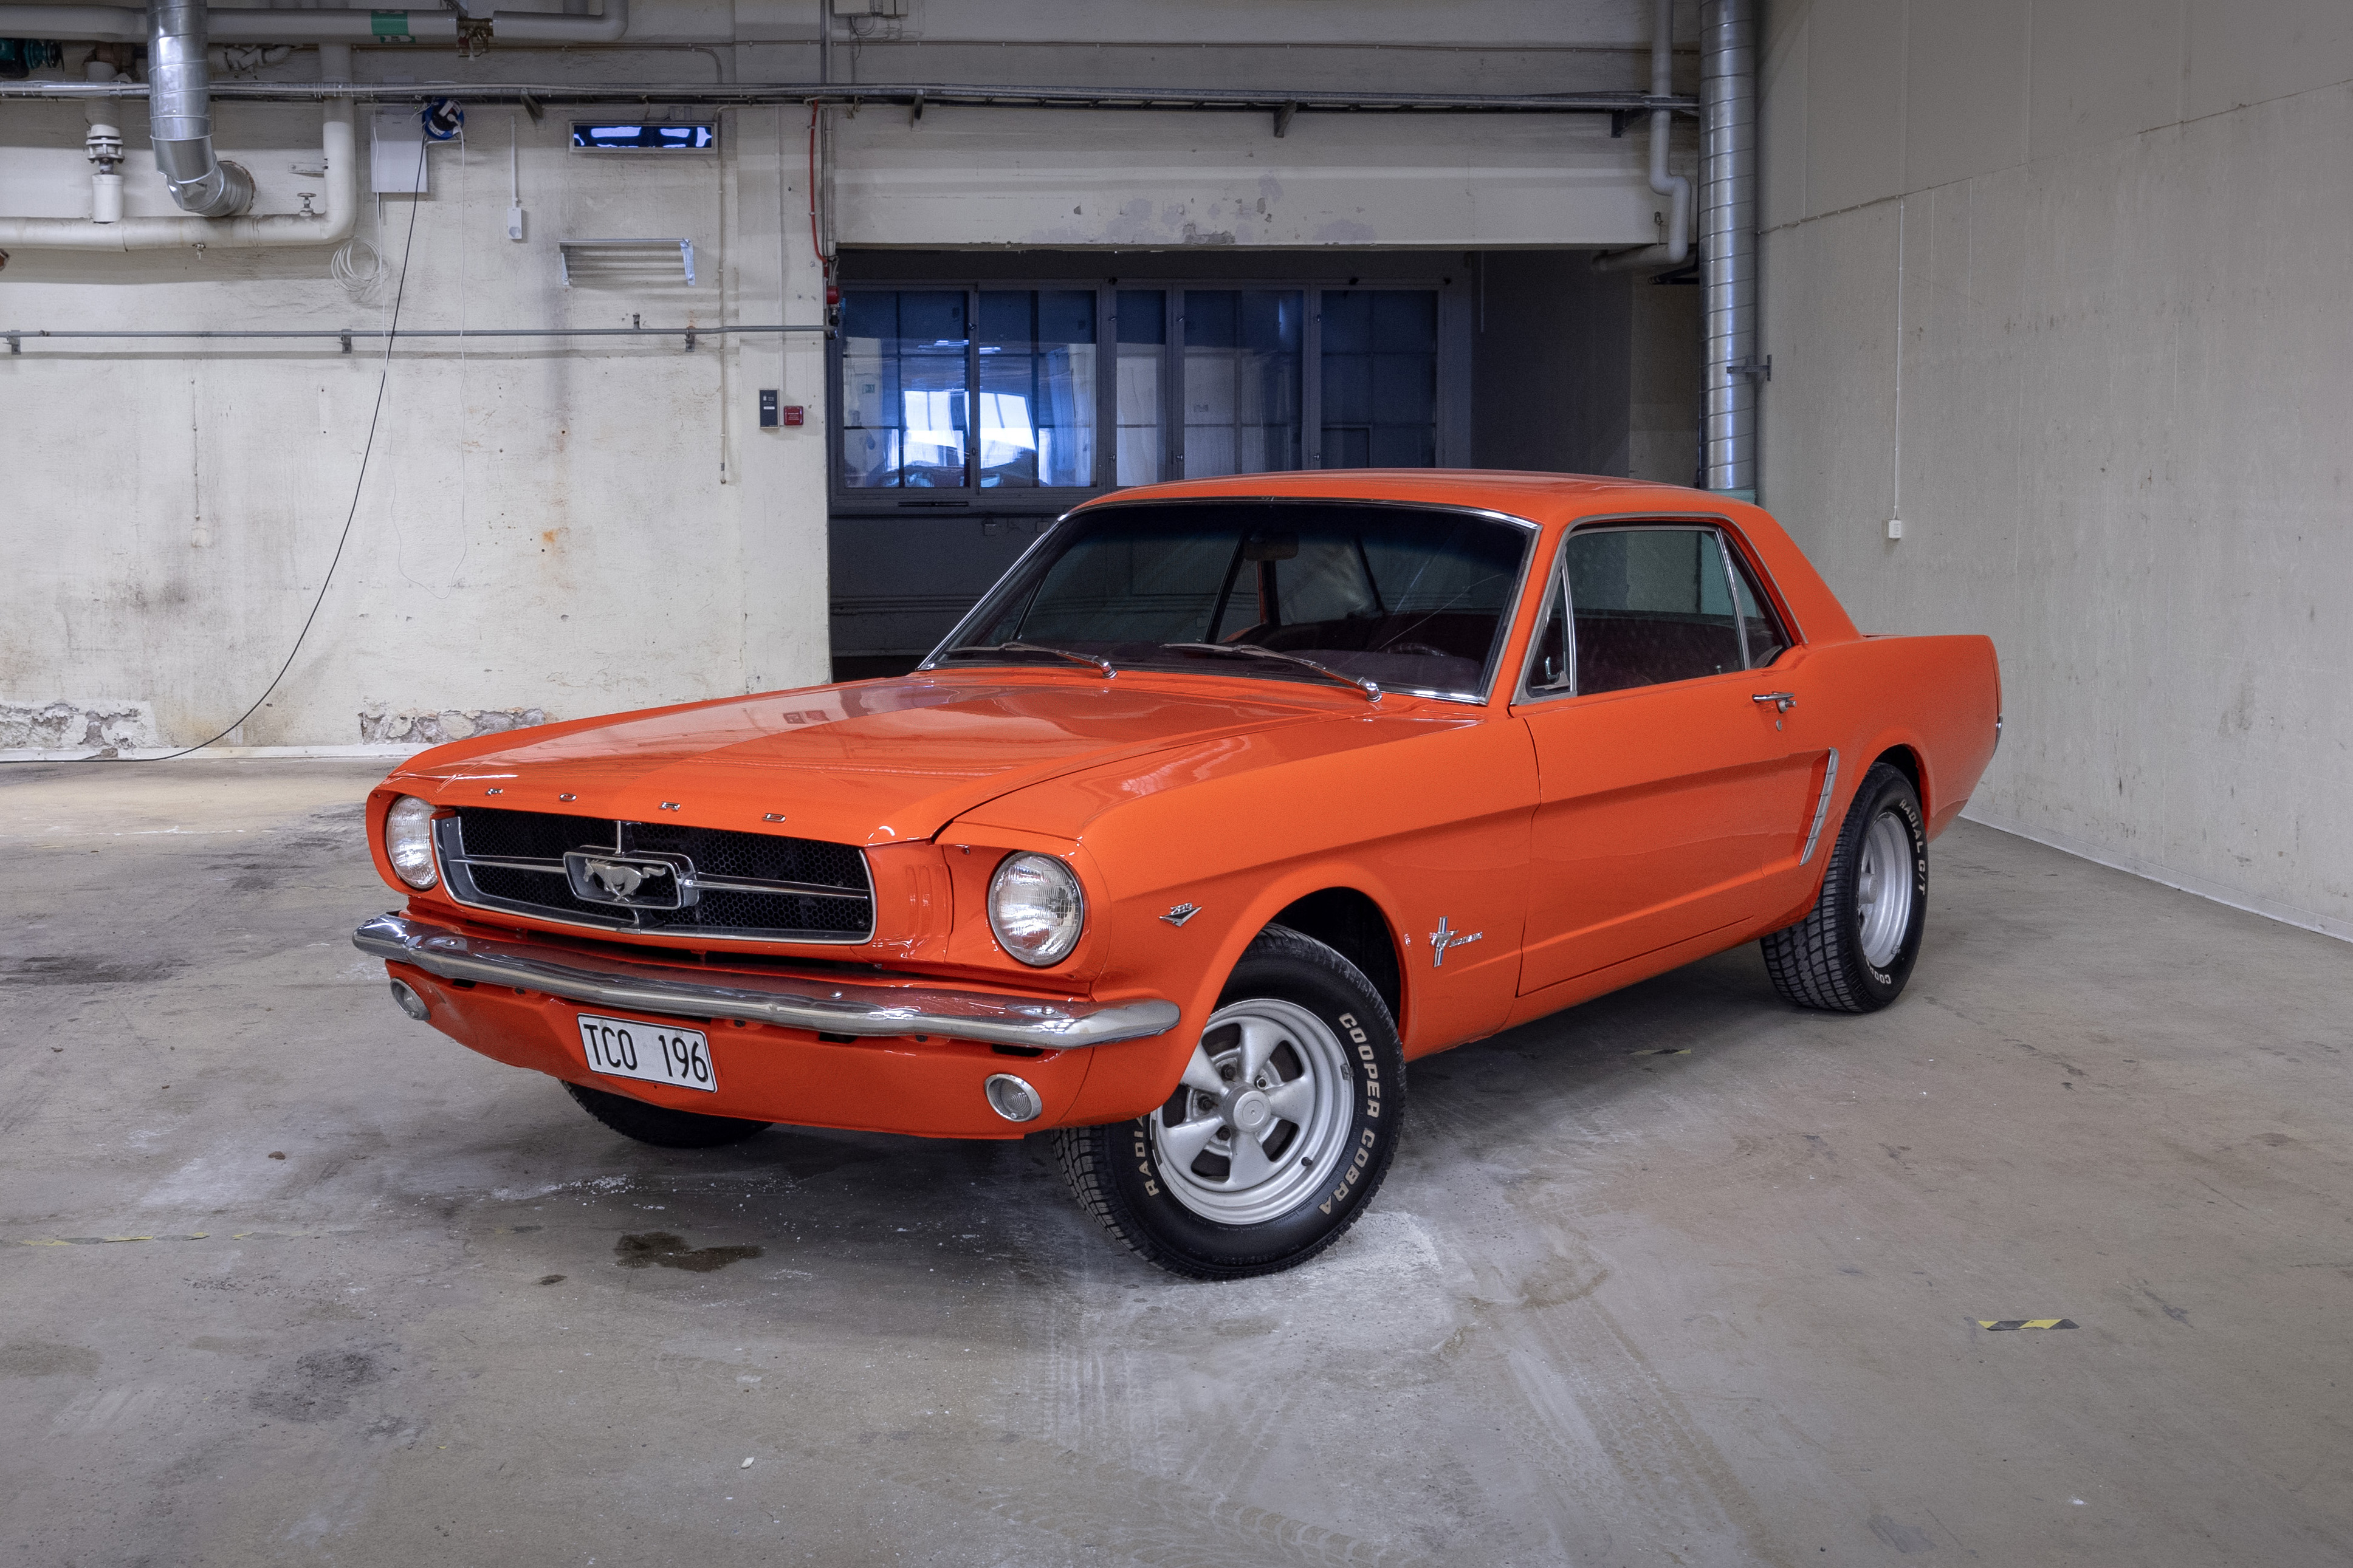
[356,472,2000,1278]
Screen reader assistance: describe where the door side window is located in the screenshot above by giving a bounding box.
[1563,527,1745,694]
[1521,569,1573,696]
[1724,543,1791,668]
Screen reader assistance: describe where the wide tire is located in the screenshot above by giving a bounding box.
[1760,759,1929,1013]
[1054,925,1405,1281]
[563,1081,771,1149]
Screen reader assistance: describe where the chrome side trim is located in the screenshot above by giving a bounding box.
[1799,747,1840,866]
[353,913,1180,1052]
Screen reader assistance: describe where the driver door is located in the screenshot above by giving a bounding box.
[1511,522,1823,996]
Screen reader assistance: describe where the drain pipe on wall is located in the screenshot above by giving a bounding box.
[0,41,355,249]
[1700,0,1760,499]
[1591,0,1691,273]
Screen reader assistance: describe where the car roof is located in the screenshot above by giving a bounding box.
[1073,469,1748,529]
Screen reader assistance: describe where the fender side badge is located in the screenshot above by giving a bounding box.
[1429,916,1484,969]
[1161,903,1203,927]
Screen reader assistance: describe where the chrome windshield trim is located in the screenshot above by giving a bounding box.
[919,494,1544,706]
[354,913,1180,1051]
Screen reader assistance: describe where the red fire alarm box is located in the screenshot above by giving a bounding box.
[782,405,805,426]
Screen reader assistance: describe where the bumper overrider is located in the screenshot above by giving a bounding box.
[351,913,1183,1137]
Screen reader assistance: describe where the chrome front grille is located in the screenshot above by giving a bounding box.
[435,808,874,943]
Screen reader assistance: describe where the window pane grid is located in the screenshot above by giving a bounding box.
[836,282,1444,496]
[840,290,968,490]
[1115,290,1167,487]
[978,290,1097,490]
[1181,290,1302,479]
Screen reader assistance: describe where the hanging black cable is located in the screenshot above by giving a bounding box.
[5,133,428,766]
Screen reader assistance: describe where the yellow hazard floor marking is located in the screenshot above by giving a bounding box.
[1978,1318,2078,1330]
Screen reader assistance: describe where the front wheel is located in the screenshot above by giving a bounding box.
[1054,925,1404,1279]
[1760,759,1929,1012]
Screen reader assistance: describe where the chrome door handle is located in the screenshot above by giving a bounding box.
[1752,691,1796,713]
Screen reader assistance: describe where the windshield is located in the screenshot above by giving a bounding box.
[932,501,1532,699]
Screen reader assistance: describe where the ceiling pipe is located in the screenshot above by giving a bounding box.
[1,78,1691,114]
[149,0,253,216]
[0,41,354,250]
[1590,0,1692,273]
[0,0,625,45]
[1700,0,1759,498]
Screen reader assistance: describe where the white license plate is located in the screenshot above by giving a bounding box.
[575,1013,717,1093]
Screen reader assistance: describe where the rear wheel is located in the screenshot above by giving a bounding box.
[1760,760,1928,1013]
[1054,924,1404,1279]
[562,1080,771,1149]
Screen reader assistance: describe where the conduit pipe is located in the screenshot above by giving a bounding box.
[1,78,1692,114]
[0,1,625,46]
[150,0,253,216]
[1699,0,1759,496]
[0,42,354,250]
[1591,0,1691,273]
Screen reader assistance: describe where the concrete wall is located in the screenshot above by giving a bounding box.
[1759,0,2353,940]
[0,0,1694,750]
[0,74,830,751]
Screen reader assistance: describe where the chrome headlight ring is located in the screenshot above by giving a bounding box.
[384,795,440,891]
[986,852,1085,967]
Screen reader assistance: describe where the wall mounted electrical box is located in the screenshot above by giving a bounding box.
[369,109,429,194]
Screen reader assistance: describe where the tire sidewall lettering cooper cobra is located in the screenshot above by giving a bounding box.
[1863,792,1928,990]
[1064,925,1406,1279]
[1759,759,1931,1015]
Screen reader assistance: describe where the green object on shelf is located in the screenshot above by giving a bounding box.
[0,39,64,80]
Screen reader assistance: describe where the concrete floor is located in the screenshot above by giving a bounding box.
[3,761,2350,1567]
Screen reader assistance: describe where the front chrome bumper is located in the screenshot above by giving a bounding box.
[352,913,1181,1052]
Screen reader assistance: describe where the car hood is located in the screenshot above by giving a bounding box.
[391,675,1344,846]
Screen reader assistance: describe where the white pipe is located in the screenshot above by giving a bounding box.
[0,84,354,249]
[1592,0,1692,273]
[0,2,625,45]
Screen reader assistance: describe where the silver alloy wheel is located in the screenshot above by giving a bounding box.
[1152,997,1352,1226]
[1855,808,1915,968]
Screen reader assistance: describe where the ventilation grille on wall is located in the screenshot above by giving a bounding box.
[557,238,696,287]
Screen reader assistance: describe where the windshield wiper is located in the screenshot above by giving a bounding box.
[938,641,1116,677]
[1159,643,1382,704]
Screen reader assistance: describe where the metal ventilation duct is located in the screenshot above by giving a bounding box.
[1700,0,1758,498]
[148,0,253,217]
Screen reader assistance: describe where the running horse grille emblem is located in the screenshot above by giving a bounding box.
[563,850,695,910]
[586,861,655,899]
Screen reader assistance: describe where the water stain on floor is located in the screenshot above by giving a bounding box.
[613,1231,764,1273]
[1,955,187,987]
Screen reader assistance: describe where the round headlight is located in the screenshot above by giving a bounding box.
[987,852,1085,967]
[385,795,439,890]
